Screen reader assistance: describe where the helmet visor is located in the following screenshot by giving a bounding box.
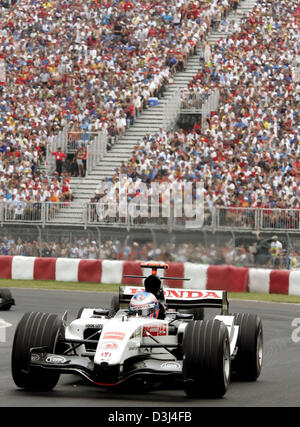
[129,306,156,317]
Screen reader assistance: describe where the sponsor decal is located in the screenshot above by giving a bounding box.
[31,353,40,362]
[165,290,221,299]
[125,287,222,300]
[160,362,181,370]
[99,341,118,350]
[103,332,125,341]
[143,324,168,337]
[100,352,112,359]
[133,302,153,309]
[45,355,67,364]
[86,324,103,329]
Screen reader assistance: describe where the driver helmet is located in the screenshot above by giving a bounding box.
[129,291,159,318]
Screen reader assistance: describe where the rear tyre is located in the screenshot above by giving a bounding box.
[183,319,230,398]
[231,313,263,381]
[11,312,62,390]
[109,295,120,317]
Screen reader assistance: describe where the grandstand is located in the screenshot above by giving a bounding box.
[0,0,299,269]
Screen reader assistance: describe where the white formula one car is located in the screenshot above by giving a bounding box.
[11,263,263,398]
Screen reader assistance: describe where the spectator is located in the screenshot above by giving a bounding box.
[87,241,99,259]
[42,242,52,258]
[69,152,79,177]
[270,235,283,268]
[51,147,66,178]
[69,243,79,259]
[75,146,85,178]
[14,196,27,220]
[60,178,72,202]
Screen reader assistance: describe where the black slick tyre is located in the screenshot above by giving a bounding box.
[183,319,231,398]
[11,312,62,390]
[231,313,263,381]
[0,288,14,310]
[109,295,120,317]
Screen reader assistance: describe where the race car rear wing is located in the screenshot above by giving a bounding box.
[119,286,229,315]
[123,262,190,281]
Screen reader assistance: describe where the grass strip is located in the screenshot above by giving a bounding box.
[0,278,120,293]
[1,278,300,303]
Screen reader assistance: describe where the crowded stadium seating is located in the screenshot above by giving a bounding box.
[100,0,299,213]
[0,0,236,211]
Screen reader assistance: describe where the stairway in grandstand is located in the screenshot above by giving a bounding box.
[51,0,258,224]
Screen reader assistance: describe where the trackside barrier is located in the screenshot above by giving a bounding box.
[1,256,300,295]
[34,257,57,281]
[182,264,249,292]
[248,268,300,295]
[206,265,249,293]
[56,258,80,282]
[101,260,123,284]
[122,261,144,286]
[78,260,102,283]
[289,271,300,295]
[0,255,12,278]
[163,263,185,288]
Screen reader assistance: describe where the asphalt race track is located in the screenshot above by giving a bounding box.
[0,288,299,407]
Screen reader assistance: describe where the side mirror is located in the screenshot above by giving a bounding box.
[93,309,110,316]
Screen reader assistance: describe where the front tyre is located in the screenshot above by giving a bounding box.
[0,288,14,310]
[11,312,62,390]
[183,319,231,398]
[231,313,263,381]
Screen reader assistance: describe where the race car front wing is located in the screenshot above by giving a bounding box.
[29,347,183,387]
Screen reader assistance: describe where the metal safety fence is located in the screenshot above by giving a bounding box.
[0,202,299,233]
[86,132,107,176]
[45,128,107,176]
[162,89,181,130]
[180,88,220,128]
[217,207,300,231]
[45,127,68,175]
[67,131,99,154]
